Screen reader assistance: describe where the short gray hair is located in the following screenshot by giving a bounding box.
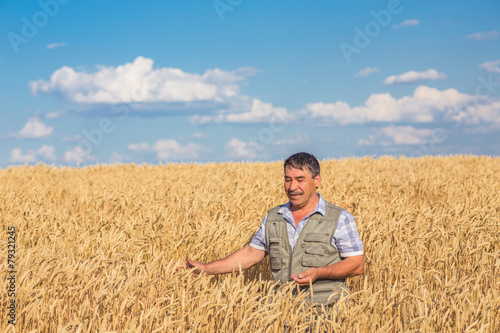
[284,152,320,178]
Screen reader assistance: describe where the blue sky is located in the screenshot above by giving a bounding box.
[1,0,499,166]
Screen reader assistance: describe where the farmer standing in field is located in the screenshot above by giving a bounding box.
[180,152,364,305]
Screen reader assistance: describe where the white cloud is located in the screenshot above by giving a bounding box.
[190,132,206,139]
[108,152,130,163]
[464,100,500,125]
[9,145,57,163]
[37,145,57,161]
[154,140,203,160]
[379,125,434,145]
[224,138,256,159]
[479,59,500,74]
[45,110,67,119]
[392,19,420,29]
[358,126,435,147]
[190,98,292,124]
[273,132,311,145]
[46,42,66,50]
[358,135,377,146]
[63,146,94,164]
[465,30,500,41]
[303,86,472,125]
[128,142,150,151]
[128,139,204,161]
[16,118,53,138]
[30,56,255,105]
[354,67,381,78]
[10,148,37,163]
[383,69,446,85]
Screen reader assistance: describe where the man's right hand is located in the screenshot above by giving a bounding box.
[176,258,208,275]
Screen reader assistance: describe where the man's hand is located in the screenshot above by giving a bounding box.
[176,258,207,275]
[290,255,364,286]
[290,268,319,286]
[175,246,266,276]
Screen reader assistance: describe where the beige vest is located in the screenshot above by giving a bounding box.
[265,201,348,305]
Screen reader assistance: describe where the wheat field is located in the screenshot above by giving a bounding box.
[1,155,499,332]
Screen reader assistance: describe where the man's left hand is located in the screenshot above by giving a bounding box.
[290,268,319,286]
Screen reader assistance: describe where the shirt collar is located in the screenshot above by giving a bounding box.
[278,193,326,216]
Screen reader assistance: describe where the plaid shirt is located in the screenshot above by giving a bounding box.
[249,194,363,257]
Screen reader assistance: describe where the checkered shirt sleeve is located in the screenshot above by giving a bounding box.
[332,210,364,257]
[249,214,267,251]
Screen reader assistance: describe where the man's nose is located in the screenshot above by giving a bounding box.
[289,180,298,191]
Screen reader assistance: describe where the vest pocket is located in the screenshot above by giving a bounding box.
[269,238,282,271]
[303,232,329,243]
[302,233,328,267]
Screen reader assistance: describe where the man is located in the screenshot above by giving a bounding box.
[181,152,364,305]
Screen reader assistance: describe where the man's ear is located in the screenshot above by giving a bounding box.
[315,174,321,188]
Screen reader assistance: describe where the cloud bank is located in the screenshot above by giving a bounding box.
[10,145,56,163]
[30,56,256,105]
[303,86,472,125]
[358,125,435,146]
[190,98,293,124]
[479,59,500,74]
[383,69,446,85]
[128,139,205,161]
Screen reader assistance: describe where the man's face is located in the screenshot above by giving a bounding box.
[284,166,321,210]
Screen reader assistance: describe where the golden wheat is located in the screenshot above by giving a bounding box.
[1,156,499,332]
